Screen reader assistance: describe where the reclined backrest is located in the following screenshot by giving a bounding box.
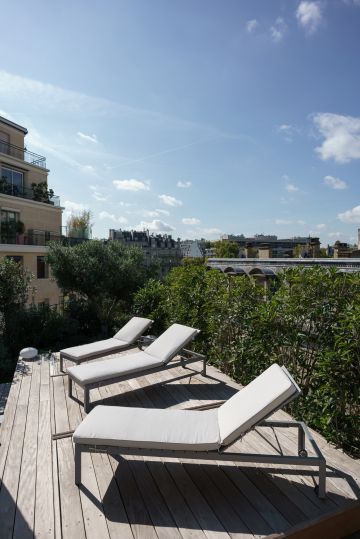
[218,363,300,447]
[114,317,153,343]
[145,323,200,364]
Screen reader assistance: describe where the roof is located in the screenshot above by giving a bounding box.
[0,115,28,135]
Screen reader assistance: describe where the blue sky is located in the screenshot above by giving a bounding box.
[1,0,360,245]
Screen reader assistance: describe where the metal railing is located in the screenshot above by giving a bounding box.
[0,230,89,247]
[0,182,60,206]
[0,141,46,168]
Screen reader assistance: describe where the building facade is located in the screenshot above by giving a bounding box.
[109,229,182,274]
[0,116,63,307]
[221,233,320,258]
[180,239,205,258]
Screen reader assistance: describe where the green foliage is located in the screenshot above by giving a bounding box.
[134,265,360,456]
[133,279,168,334]
[0,258,32,380]
[214,240,239,258]
[31,181,54,203]
[47,240,147,333]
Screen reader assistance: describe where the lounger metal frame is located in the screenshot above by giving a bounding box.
[60,343,135,373]
[68,332,207,413]
[74,417,326,498]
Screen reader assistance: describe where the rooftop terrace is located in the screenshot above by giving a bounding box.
[0,352,359,538]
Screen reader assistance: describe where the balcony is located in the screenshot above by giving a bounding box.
[0,140,46,168]
[0,229,88,247]
[0,181,60,206]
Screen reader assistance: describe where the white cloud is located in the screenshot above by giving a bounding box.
[277,123,300,142]
[338,205,360,224]
[270,17,287,42]
[158,194,182,207]
[296,1,323,35]
[323,175,347,190]
[286,183,299,193]
[99,211,128,224]
[134,220,175,232]
[182,217,201,225]
[275,218,306,225]
[177,181,192,188]
[89,185,107,201]
[77,131,98,144]
[328,231,343,238]
[141,209,170,218]
[313,113,360,163]
[113,179,150,192]
[316,223,326,229]
[246,19,259,33]
[64,200,88,212]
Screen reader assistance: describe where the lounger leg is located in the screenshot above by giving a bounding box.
[84,387,90,413]
[60,354,64,373]
[68,376,72,398]
[75,444,81,486]
[202,358,207,377]
[317,459,326,499]
[298,424,306,455]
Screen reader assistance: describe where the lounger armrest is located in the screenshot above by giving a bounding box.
[180,349,207,361]
[185,400,225,411]
[138,335,156,350]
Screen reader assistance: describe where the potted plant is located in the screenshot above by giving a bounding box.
[31,182,54,203]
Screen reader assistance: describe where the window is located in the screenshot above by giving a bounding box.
[1,209,19,243]
[1,167,24,196]
[0,132,9,154]
[6,255,23,265]
[37,256,49,279]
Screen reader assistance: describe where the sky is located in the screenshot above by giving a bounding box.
[1,0,360,245]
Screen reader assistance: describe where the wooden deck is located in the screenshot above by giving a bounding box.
[0,351,359,539]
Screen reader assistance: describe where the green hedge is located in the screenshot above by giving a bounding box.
[134,265,360,457]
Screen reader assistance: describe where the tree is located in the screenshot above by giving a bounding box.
[0,258,32,379]
[214,240,239,258]
[67,210,93,239]
[47,240,147,333]
[0,258,31,323]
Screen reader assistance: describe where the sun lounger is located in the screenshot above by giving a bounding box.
[59,316,153,372]
[72,363,327,498]
[67,323,206,412]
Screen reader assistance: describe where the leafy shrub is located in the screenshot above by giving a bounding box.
[134,265,360,456]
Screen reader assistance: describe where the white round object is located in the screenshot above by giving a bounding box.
[19,347,38,359]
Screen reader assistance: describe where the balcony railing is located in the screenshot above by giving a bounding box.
[0,230,89,247]
[0,182,60,206]
[0,141,46,168]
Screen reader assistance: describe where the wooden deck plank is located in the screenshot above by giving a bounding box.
[0,363,32,539]
[0,363,25,482]
[0,355,359,539]
[34,359,57,539]
[72,376,135,539]
[13,360,41,539]
[52,375,86,539]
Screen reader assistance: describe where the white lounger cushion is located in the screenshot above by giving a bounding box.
[145,323,199,364]
[68,351,163,386]
[62,338,129,361]
[113,317,153,342]
[61,317,152,360]
[218,363,299,446]
[73,405,220,451]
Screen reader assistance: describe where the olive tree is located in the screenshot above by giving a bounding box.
[47,240,147,333]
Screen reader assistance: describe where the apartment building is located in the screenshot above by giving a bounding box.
[221,233,321,258]
[0,116,63,306]
[109,228,182,274]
